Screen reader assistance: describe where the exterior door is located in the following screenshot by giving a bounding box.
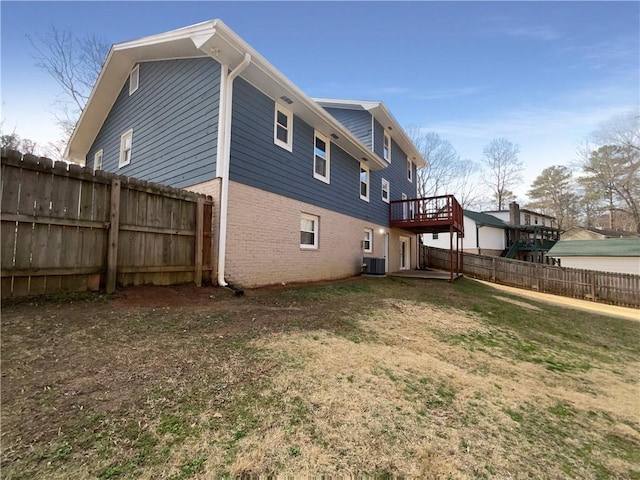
[383,233,389,273]
[399,236,410,270]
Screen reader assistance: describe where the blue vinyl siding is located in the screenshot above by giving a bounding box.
[323,107,372,150]
[87,57,220,188]
[229,78,391,226]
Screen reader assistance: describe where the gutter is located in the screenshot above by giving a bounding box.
[214,52,251,287]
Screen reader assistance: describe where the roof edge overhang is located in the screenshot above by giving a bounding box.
[313,98,427,168]
[65,20,387,170]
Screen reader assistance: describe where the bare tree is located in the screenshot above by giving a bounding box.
[481,138,523,210]
[28,27,109,152]
[449,159,487,210]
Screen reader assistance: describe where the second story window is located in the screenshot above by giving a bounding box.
[274,103,293,151]
[407,159,413,182]
[360,164,370,202]
[313,131,330,183]
[94,149,103,171]
[524,213,531,225]
[119,129,133,168]
[129,65,139,95]
[383,131,391,161]
[381,178,390,203]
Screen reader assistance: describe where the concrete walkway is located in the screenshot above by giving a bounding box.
[473,278,640,322]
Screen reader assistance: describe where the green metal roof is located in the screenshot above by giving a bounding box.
[547,238,640,257]
[464,210,507,229]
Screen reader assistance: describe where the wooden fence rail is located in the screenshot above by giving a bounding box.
[421,246,640,308]
[1,150,214,299]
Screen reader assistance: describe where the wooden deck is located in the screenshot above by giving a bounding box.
[389,195,464,234]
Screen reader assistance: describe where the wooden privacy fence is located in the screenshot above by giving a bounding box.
[1,150,214,299]
[421,246,640,308]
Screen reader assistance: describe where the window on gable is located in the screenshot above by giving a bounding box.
[94,149,103,171]
[274,103,293,151]
[363,228,373,253]
[129,65,139,95]
[381,178,390,203]
[119,129,133,168]
[360,164,370,202]
[313,131,330,183]
[383,131,391,161]
[300,213,319,249]
[407,159,413,182]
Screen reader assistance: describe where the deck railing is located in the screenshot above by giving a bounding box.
[389,194,464,234]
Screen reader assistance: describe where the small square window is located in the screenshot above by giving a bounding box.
[300,213,319,249]
[313,131,330,183]
[274,103,293,151]
[381,178,390,203]
[360,164,370,202]
[363,228,373,253]
[119,129,133,168]
[94,149,103,171]
[129,65,139,95]
[407,159,413,182]
[432,233,439,240]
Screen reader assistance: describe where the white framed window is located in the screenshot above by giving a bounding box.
[381,178,390,203]
[407,159,413,182]
[433,233,439,240]
[129,65,139,95]
[401,193,414,220]
[93,149,103,171]
[119,129,133,168]
[363,228,373,253]
[274,103,293,151]
[300,213,319,249]
[313,130,330,183]
[383,130,391,162]
[359,164,370,202]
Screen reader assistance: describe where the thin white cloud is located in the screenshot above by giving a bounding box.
[500,25,561,42]
[414,87,483,101]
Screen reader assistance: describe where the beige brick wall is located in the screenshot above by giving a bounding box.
[221,181,417,287]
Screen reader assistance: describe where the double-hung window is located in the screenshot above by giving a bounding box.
[274,103,293,151]
[383,131,391,162]
[300,213,319,249]
[94,149,103,171]
[363,228,373,253]
[129,65,139,95]
[381,178,390,203]
[359,164,370,202]
[407,159,413,182]
[313,131,330,183]
[119,129,133,168]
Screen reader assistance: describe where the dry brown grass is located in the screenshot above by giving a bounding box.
[1,278,639,479]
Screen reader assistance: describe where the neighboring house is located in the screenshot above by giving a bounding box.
[561,226,640,241]
[422,202,560,263]
[65,19,432,288]
[547,238,640,275]
[423,210,507,256]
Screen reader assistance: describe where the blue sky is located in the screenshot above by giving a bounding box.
[2,1,638,198]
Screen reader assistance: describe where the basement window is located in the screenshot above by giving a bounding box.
[300,213,319,249]
[363,228,373,253]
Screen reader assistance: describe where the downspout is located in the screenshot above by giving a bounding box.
[217,53,251,286]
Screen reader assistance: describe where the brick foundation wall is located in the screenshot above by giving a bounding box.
[223,181,416,287]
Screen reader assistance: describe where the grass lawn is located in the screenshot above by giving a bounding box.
[1,276,639,479]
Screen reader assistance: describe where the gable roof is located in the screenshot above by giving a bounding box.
[65,19,404,171]
[564,226,640,238]
[464,210,507,229]
[313,98,426,168]
[547,238,640,257]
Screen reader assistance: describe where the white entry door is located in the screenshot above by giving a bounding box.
[383,233,389,273]
[399,236,410,270]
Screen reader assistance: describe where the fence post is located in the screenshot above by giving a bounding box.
[590,271,597,302]
[194,197,204,287]
[106,179,121,294]
[492,257,496,282]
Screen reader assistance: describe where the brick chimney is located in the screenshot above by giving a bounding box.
[509,201,520,225]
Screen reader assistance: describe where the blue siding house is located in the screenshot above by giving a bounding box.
[66,20,428,288]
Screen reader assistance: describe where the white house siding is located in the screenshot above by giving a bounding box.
[422,217,505,255]
[557,257,640,275]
